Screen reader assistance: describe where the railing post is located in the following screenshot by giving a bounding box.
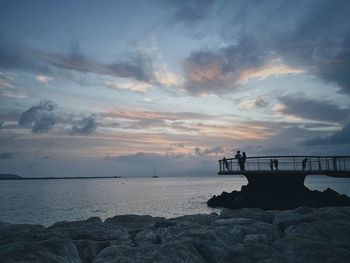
[258,158,260,171]
[318,157,321,171]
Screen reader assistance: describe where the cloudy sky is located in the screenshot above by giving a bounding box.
[0,0,349,177]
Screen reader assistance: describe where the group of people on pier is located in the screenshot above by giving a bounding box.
[222,150,247,171]
[222,153,310,172]
[269,159,279,170]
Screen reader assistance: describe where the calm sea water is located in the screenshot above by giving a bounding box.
[0,175,349,226]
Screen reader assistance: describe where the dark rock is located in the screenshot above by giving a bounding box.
[134,229,158,246]
[220,207,274,223]
[104,214,166,233]
[93,241,206,263]
[2,207,350,262]
[208,185,350,211]
[48,216,130,243]
[74,240,110,263]
[0,224,81,263]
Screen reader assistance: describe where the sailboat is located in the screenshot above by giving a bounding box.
[152,168,159,178]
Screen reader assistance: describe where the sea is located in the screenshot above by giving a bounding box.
[1,175,350,226]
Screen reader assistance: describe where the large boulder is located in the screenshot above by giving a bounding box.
[93,241,206,263]
[0,223,81,263]
[48,216,130,243]
[104,214,166,234]
[208,186,350,211]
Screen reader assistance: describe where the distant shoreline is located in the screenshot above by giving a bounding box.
[0,174,122,180]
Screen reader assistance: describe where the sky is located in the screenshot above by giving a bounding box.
[0,0,349,177]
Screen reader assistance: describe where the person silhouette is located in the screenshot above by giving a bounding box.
[270,159,274,171]
[273,159,279,170]
[242,152,247,170]
[302,157,308,171]
[223,157,230,171]
[235,150,244,170]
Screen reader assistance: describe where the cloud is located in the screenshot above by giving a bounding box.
[0,72,15,88]
[36,48,154,82]
[32,116,56,134]
[71,115,98,135]
[100,109,213,122]
[0,72,27,99]
[18,100,57,134]
[174,0,350,95]
[278,95,349,122]
[182,38,276,95]
[305,122,350,145]
[36,75,54,84]
[105,80,151,93]
[0,42,155,83]
[239,96,269,110]
[0,119,3,128]
[0,152,15,159]
[163,0,215,24]
[194,146,225,156]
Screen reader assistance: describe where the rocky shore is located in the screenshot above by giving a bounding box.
[207,186,350,210]
[1,207,350,262]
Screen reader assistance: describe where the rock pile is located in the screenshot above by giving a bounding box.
[1,207,350,262]
[207,185,350,210]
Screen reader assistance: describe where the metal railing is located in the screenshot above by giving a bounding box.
[218,156,350,174]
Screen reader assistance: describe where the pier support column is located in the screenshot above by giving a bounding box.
[243,172,307,194]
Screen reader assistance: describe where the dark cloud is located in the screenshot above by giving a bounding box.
[71,115,98,135]
[18,100,57,134]
[176,0,350,95]
[36,48,154,82]
[277,1,350,94]
[0,152,15,159]
[254,96,268,108]
[164,0,215,23]
[278,95,349,123]
[170,143,185,148]
[194,146,225,156]
[32,116,56,134]
[305,122,350,145]
[182,38,266,95]
[0,42,48,74]
[0,119,3,128]
[0,42,154,82]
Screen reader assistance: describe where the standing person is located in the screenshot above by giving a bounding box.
[273,158,279,170]
[235,150,244,170]
[301,158,307,171]
[270,159,274,171]
[242,152,247,170]
[223,157,230,171]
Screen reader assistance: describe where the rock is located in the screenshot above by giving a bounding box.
[74,240,110,263]
[208,185,350,211]
[273,206,350,231]
[2,207,350,262]
[134,229,158,246]
[220,208,274,223]
[155,227,173,244]
[168,213,219,226]
[221,243,276,263]
[0,236,81,263]
[272,235,350,263]
[48,216,131,243]
[104,214,166,233]
[93,241,206,263]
